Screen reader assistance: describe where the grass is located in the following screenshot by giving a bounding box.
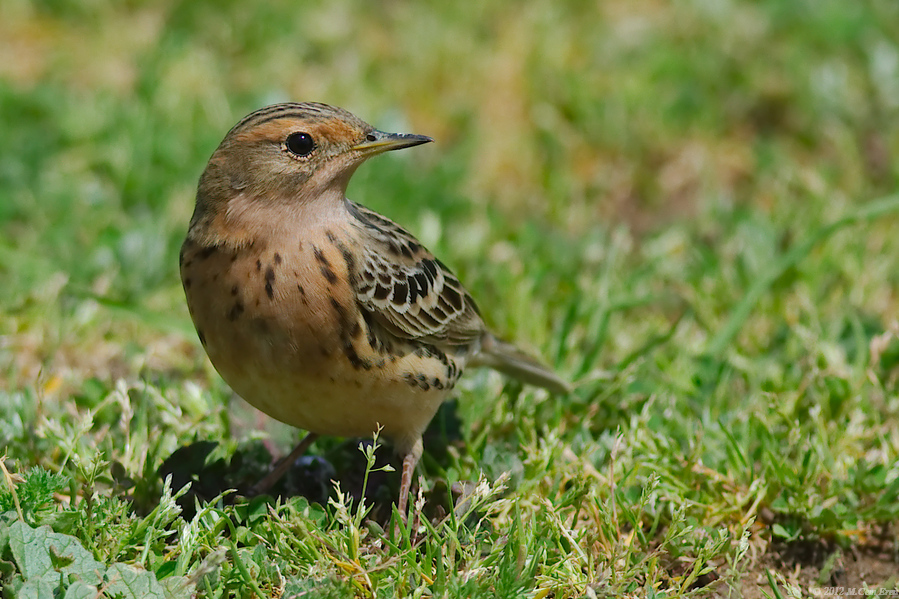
[2,0,899,596]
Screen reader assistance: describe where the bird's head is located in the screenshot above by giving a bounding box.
[191,102,431,244]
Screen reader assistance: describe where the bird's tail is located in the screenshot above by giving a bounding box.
[471,334,571,395]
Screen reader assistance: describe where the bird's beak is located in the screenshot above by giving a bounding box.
[352,130,433,155]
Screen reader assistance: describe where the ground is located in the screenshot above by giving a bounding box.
[1,0,898,597]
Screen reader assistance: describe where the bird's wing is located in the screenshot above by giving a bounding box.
[347,201,484,345]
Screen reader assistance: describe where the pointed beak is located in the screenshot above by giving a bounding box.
[352,130,433,155]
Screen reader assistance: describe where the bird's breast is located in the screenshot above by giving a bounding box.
[179,231,459,441]
[180,232,359,376]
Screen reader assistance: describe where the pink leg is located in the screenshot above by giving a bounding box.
[396,437,423,524]
[249,432,318,495]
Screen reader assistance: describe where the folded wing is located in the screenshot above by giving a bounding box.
[348,202,484,346]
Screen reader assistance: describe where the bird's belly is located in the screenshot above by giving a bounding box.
[181,240,454,444]
[217,353,439,441]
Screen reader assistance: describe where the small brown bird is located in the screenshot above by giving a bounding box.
[180,102,569,519]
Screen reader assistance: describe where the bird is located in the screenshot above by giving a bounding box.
[180,102,570,520]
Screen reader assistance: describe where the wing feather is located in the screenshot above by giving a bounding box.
[348,202,484,345]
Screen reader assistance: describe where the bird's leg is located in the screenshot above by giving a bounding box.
[396,437,423,525]
[249,432,318,496]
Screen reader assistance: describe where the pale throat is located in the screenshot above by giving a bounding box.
[206,185,351,249]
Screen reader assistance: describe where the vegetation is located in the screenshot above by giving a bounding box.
[2,0,898,595]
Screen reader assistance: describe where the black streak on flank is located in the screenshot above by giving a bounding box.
[344,346,371,371]
[418,344,460,385]
[330,298,350,328]
[403,372,430,391]
[228,301,244,321]
[319,266,337,285]
[337,244,355,275]
[197,330,207,346]
[197,246,217,260]
[361,310,381,351]
[314,245,339,284]
[265,266,276,299]
[313,246,330,266]
[256,259,262,271]
[329,297,347,322]
[274,253,282,265]
[331,298,371,370]
[333,237,360,294]
[231,285,239,296]
[321,267,338,285]
[183,278,192,289]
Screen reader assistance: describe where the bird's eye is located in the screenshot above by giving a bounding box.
[365,133,377,142]
[285,132,315,157]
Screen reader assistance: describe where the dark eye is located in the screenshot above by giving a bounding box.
[285,132,315,156]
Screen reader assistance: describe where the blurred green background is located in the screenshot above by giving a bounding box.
[2,0,898,383]
[2,0,899,593]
